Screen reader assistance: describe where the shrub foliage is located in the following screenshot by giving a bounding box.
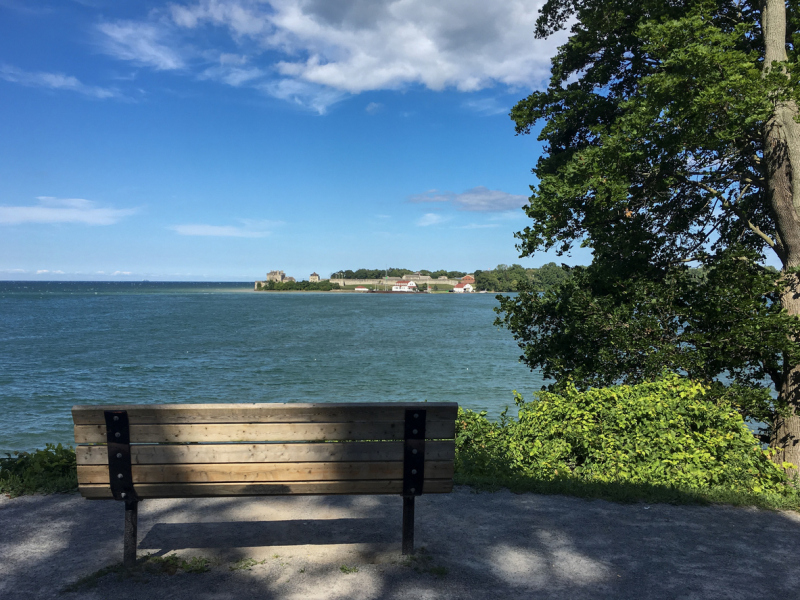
[0,443,77,497]
[456,375,793,496]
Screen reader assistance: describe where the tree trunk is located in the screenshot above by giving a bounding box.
[776,281,800,476]
[763,0,800,475]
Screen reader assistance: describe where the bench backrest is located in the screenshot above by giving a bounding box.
[72,402,457,499]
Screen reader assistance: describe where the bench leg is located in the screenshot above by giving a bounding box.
[402,496,415,555]
[123,500,138,568]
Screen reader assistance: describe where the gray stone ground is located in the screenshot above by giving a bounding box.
[1,487,798,600]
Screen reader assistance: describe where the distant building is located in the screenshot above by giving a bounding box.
[461,274,475,284]
[453,283,474,293]
[285,276,296,283]
[267,270,287,282]
[392,280,418,292]
[402,272,433,282]
[310,272,320,282]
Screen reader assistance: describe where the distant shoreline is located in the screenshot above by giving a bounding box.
[252,289,355,293]
[251,289,488,294]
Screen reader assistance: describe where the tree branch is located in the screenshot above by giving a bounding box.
[679,176,779,250]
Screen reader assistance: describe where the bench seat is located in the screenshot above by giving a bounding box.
[72,401,457,564]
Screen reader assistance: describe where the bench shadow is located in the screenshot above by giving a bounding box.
[139,517,393,551]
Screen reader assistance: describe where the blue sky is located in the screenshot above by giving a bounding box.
[0,0,589,281]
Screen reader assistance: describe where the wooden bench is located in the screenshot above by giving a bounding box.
[72,402,457,566]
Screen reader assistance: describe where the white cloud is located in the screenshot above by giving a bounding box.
[97,21,185,70]
[0,64,120,99]
[256,78,347,114]
[489,210,528,221]
[266,0,558,93]
[0,1,54,16]
[171,224,265,237]
[410,188,449,204]
[365,101,382,114]
[416,213,445,227]
[0,197,137,225]
[410,186,527,212]
[462,96,510,116]
[36,269,65,274]
[200,53,265,86]
[170,219,280,237]
[219,53,249,65]
[170,1,271,35]
[201,64,265,86]
[94,1,565,112]
[112,271,133,276]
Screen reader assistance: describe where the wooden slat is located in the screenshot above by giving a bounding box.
[77,440,455,465]
[78,479,454,499]
[77,461,454,484]
[74,420,455,444]
[72,403,458,425]
[71,402,458,501]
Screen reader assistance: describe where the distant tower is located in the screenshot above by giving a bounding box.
[267,270,286,282]
[310,272,320,282]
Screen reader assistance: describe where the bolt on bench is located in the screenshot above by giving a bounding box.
[72,402,457,566]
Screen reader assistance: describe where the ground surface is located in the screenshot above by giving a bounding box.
[1,487,798,599]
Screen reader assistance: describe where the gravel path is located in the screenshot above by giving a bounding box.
[2,487,798,599]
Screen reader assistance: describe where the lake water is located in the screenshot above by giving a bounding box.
[0,282,546,453]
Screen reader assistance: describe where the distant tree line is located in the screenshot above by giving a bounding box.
[332,268,467,279]
[328,264,573,292]
[421,269,468,279]
[474,263,571,293]
[257,280,336,291]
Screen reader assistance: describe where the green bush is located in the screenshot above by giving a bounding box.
[0,443,78,497]
[456,374,795,498]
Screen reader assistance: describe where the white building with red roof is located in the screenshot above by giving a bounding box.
[392,280,418,292]
[453,283,474,293]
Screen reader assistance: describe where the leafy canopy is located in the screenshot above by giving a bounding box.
[498,0,800,427]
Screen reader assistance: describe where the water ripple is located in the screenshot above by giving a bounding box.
[0,284,546,452]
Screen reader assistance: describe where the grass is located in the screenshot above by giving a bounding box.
[401,547,448,577]
[62,562,128,592]
[271,553,289,567]
[177,556,212,574]
[229,557,266,571]
[62,554,211,593]
[339,564,359,574]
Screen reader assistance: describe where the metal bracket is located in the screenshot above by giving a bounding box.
[403,409,426,496]
[104,410,138,503]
